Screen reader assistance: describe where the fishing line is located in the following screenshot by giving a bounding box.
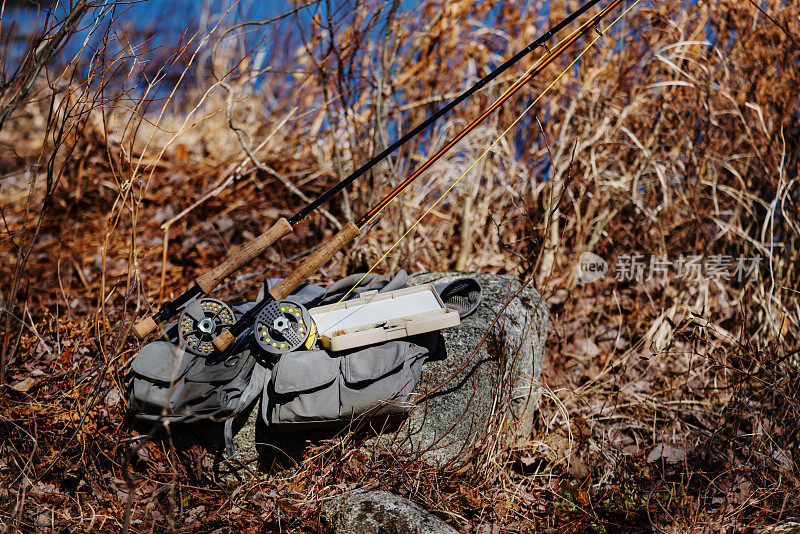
[317,0,643,321]
[311,19,583,327]
[135,0,611,340]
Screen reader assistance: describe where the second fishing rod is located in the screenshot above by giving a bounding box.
[210,0,627,354]
[132,0,604,340]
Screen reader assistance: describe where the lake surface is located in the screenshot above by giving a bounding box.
[4,0,308,77]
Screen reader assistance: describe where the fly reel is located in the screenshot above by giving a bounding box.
[178,298,236,356]
[253,300,315,356]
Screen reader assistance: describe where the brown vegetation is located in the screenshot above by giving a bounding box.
[1,0,798,531]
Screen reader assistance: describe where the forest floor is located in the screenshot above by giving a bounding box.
[1,0,799,532]
[1,144,797,532]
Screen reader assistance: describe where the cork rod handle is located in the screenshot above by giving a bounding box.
[196,217,293,293]
[269,222,360,300]
[132,316,158,340]
[213,329,236,353]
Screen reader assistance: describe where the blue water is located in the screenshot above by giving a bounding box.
[3,0,577,85]
[4,0,321,85]
[3,0,729,153]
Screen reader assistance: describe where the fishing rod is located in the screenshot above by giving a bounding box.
[132,0,604,340]
[210,0,627,354]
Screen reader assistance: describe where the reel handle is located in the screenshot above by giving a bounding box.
[195,217,293,293]
[212,221,360,352]
[132,316,158,339]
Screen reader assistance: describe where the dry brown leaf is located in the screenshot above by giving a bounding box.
[647,444,687,464]
[10,377,36,393]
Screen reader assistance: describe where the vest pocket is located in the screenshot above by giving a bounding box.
[264,341,431,426]
[339,341,421,418]
[267,350,340,424]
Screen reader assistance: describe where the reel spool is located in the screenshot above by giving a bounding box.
[254,300,315,356]
[178,298,236,356]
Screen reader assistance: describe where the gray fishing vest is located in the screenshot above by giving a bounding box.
[128,271,480,458]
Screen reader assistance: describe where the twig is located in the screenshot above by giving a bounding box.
[748,0,800,52]
[0,0,90,131]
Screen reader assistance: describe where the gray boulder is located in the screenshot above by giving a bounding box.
[323,490,458,534]
[395,272,548,466]
[221,272,548,475]
[764,523,800,534]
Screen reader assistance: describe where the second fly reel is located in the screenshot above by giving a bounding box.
[253,300,315,356]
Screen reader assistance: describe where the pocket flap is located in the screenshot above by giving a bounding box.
[272,350,338,394]
[342,342,414,385]
[131,342,193,382]
[184,350,253,383]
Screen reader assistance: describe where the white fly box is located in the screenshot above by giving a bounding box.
[309,284,460,351]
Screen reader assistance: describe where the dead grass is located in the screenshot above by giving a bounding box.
[1,0,799,532]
